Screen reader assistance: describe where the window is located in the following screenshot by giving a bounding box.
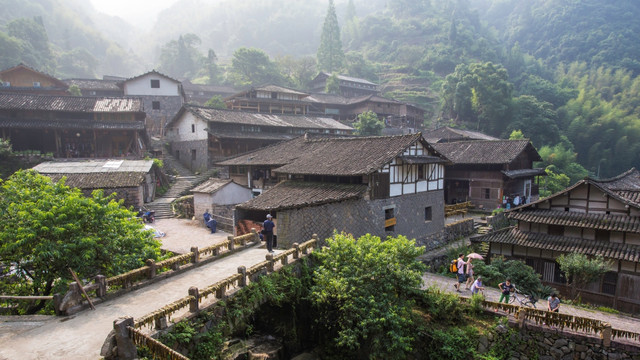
[548,225,564,236]
[33,81,41,87]
[418,164,425,180]
[595,229,610,242]
[191,124,195,133]
[384,207,396,232]
[602,272,617,295]
[150,79,160,88]
[424,206,432,221]
[483,188,491,199]
[152,101,160,110]
[2,81,10,87]
[191,149,196,160]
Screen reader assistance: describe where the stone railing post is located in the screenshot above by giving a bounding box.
[155,316,168,330]
[282,254,288,266]
[53,293,63,316]
[215,286,225,299]
[189,287,199,313]
[516,309,525,328]
[250,228,258,243]
[293,243,300,259]
[601,322,612,347]
[95,275,107,297]
[266,253,275,272]
[146,259,156,279]
[228,235,235,251]
[113,317,137,360]
[213,246,220,256]
[191,246,200,263]
[238,266,247,287]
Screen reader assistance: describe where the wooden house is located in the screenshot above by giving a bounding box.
[432,140,545,209]
[33,159,160,207]
[181,80,236,105]
[224,85,310,115]
[218,133,449,248]
[308,72,378,98]
[472,168,640,313]
[0,64,69,95]
[63,78,124,97]
[0,93,147,158]
[165,104,353,173]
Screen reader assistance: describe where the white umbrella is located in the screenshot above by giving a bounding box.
[467,253,484,260]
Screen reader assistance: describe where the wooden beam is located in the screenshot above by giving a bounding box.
[68,268,95,310]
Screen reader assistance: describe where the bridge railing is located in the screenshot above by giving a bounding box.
[57,230,261,315]
[463,298,640,345]
[105,236,318,360]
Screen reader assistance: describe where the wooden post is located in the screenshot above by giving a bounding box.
[238,266,247,287]
[146,259,156,279]
[113,317,137,360]
[228,235,235,251]
[189,287,199,313]
[191,246,200,263]
[68,268,95,310]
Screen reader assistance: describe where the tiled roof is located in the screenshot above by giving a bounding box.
[424,126,499,143]
[33,160,154,173]
[471,227,640,262]
[317,72,377,86]
[0,117,144,130]
[121,70,180,84]
[275,133,428,176]
[225,84,309,100]
[0,93,144,112]
[305,93,351,105]
[218,133,443,176]
[236,181,367,211]
[191,178,232,193]
[43,172,146,188]
[432,139,541,165]
[596,168,640,192]
[502,168,546,179]
[172,104,352,130]
[508,209,640,233]
[0,64,68,88]
[63,79,121,91]
[207,128,297,141]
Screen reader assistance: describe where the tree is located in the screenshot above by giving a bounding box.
[317,0,345,73]
[204,95,226,109]
[325,73,340,94]
[556,253,611,301]
[228,47,284,87]
[537,166,571,198]
[67,84,82,96]
[275,55,317,90]
[507,95,560,147]
[0,170,164,314]
[353,110,384,136]
[310,233,425,359]
[159,34,204,79]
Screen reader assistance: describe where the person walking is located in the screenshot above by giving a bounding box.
[470,276,485,296]
[498,278,514,304]
[454,253,466,292]
[547,293,560,313]
[263,214,275,253]
[465,258,475,290]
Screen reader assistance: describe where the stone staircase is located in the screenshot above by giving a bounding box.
[146,152,220,219]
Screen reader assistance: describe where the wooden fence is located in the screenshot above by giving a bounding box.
[445,201,473,217]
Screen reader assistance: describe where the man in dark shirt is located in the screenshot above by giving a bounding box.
[263,214,275,253]
[498,278,514,304]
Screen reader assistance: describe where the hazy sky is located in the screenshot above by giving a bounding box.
[89,0,181,26]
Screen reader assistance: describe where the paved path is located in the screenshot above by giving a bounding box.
[422,272,640,334]
[0,246,279,360]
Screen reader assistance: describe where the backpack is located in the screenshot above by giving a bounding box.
[449,259,458,273]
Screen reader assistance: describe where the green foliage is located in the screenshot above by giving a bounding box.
[423,326,478,360]
[310,233,425,359]
[325,73,340,94]
[473,256,544,297]
[557,253,611,300]
[67,84,82,96]
[537,166,571,198]
[536,144,589,185]
[416,287,466,325]
[0,170,163,313]
[228,47,284,87]
[508,130,524,140]
[353,110,384,136]
[203,95,226,109]
[159,34,204,79]
[317,0,345,73]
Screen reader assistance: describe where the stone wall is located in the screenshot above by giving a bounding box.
[480,320,640,360]
[269,190,444,248]
[140,96,183,136]
[170,139,208,172]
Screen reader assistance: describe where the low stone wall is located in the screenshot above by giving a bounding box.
[481,319,640,360]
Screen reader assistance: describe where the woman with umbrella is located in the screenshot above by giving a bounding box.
[465,253,483,290]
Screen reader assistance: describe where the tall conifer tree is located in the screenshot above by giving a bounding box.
[317,0,345,73]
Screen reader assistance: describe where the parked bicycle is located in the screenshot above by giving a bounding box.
[509,288,537,308]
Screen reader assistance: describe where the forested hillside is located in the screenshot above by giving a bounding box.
[1,0,639,178]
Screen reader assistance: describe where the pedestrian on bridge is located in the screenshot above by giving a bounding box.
[263,214,275,253]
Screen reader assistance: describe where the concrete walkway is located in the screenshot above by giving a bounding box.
[0,246,280,360]
[422,272,640,335]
